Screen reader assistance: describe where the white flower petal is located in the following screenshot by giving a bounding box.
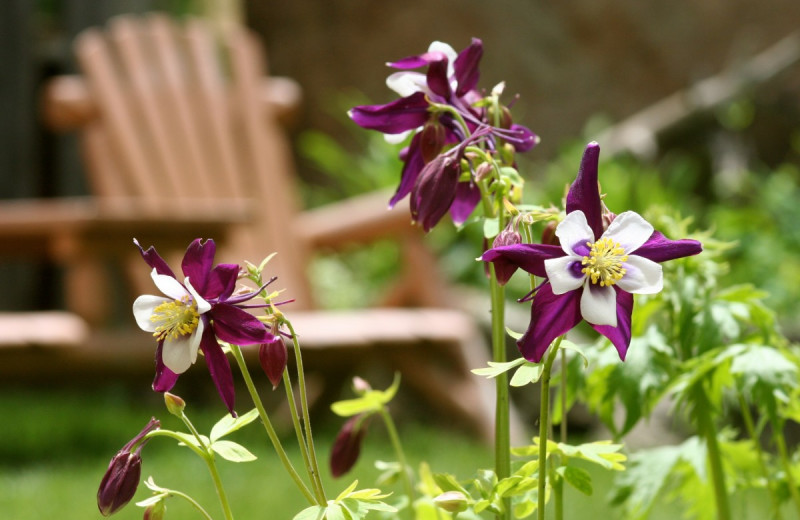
[161,334,195,373]
[617,255,663,294]
[384,130,412,145]
[184,278,211,314]
[555,211,595,256]
[151,269,188,300]
[132,295,169,332]
[386,71,428,97]
[545,256,586,295]
[602,211,654,253]
[580,283,618,327]
[428,41,457,62]
[189,319,204,363]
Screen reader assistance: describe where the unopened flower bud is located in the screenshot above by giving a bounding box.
[420,120,447,163]
[330,415,368,478]
[143,500,166,520]
[433,491,469,513]
[352,376,372,394]
[474,162,493,182]
[164,392,185,417]
[491,225,523,285]
[98,418,160,516]
[541,220,560,246]
[259,336,287,390]
[410,153,460,232]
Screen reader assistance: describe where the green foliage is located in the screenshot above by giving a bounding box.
[293,481,397,520]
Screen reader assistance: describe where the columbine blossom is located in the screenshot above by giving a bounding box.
[349,39,537,229]
[482,142,702,362]
[132,238,274,414]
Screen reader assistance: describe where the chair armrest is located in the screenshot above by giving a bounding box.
[294,189,419,250]
[43,75,302,131]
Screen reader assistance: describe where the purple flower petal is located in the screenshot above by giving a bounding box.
[182,239,215,294]
[454,38,483,97]
[389,133,426,208]
[518,283,582,362]
[635,232,703,263]
[199,324,236,415]
[426,56,451,98]
[591,289,634,360]
[388,51,448,70]
[481,243,565,279]
[349,92,431,134]
[449,181,481,225]
[410,154,459,232]
[152,341,180,393]
[566,142,603,239]
[207,263,240,301]
[134,239,175,278]
[210,303,273,345]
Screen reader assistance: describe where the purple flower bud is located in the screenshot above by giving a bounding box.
[98,418,160,516]
[259,337,288,390]
[419,120,447,163]
[491,226,523,285]
[330,415,368,478]
[410,153,461,232]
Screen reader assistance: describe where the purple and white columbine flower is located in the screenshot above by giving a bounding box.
[482,142,702,362]
[133,238,274,414]
[349,39,538,230]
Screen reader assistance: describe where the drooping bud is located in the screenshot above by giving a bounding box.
[410,153,460,232]
[474,161,493,183]
[97,418,160,516]
[490,224,523,285]
[259,336,288,389]
[433,491,470,513]
[164,392,185,417]
[541,220,560,246]
[330,414,368,478]
[419,119,447,163]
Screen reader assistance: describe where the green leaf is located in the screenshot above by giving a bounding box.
[510,363,543,387]
[335,480,360,501]
[331,374,401,417]
[559,465,593,496]
[556,440,626,471]
[324,504,346,520]
[472,358,527,379]
[169,431,207,449]
[505,327,523,340]
[433,473,469,495]
[210,408,259,442]
[210,440,257,462]
[292,505,326,520]
[483,217,500,239]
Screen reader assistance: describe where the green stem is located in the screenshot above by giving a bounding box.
[489,262,510,520]
[282,368,320,501]
[379,407,415,518]
[774,420,800,518]
[285,320,327,503]
[537,338,561,520]
[737,393,783,519]
[229,344,317,505]
[560,348,567,443]
[695,387,731,520]
[168,489,216,520]
[179,412,234,520]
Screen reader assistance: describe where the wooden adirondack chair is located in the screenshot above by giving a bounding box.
[0,13,497,439]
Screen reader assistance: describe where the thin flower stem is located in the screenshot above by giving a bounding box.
[285,320,327,504]
[560,348,567,443]
[179,412,234,520]
[737,393,783,520]
[537,337,562,520]
[282,368,321,502]
[773,420,800,518]
[168,489,215,520]
[489,262,510,520]
[379,407,415,519]
[695,387,731,520]
[228,344,317,505]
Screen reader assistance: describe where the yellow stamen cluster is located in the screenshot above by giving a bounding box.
[151,296,200,340]
[581,237,628,287]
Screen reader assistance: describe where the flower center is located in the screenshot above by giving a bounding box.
[581,237,628,287]
[150,296,200,340]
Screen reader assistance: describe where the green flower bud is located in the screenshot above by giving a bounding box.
[164,392,185,417]
[433,491,469,513]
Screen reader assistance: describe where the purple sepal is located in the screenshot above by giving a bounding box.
[518,283,582,362]
[454,38,483,96]
[450,182,481,225]
[566,142,603,239]
[388,51,448,70]
[591,289,634,360]
[636,232,703,263]
[200,324,236,416]
[390,133,425,208]
[134,239,175,278]
[481,243,564,279]
[349,92,430,134]
[212,303,274,345]
[152,341,180,393]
